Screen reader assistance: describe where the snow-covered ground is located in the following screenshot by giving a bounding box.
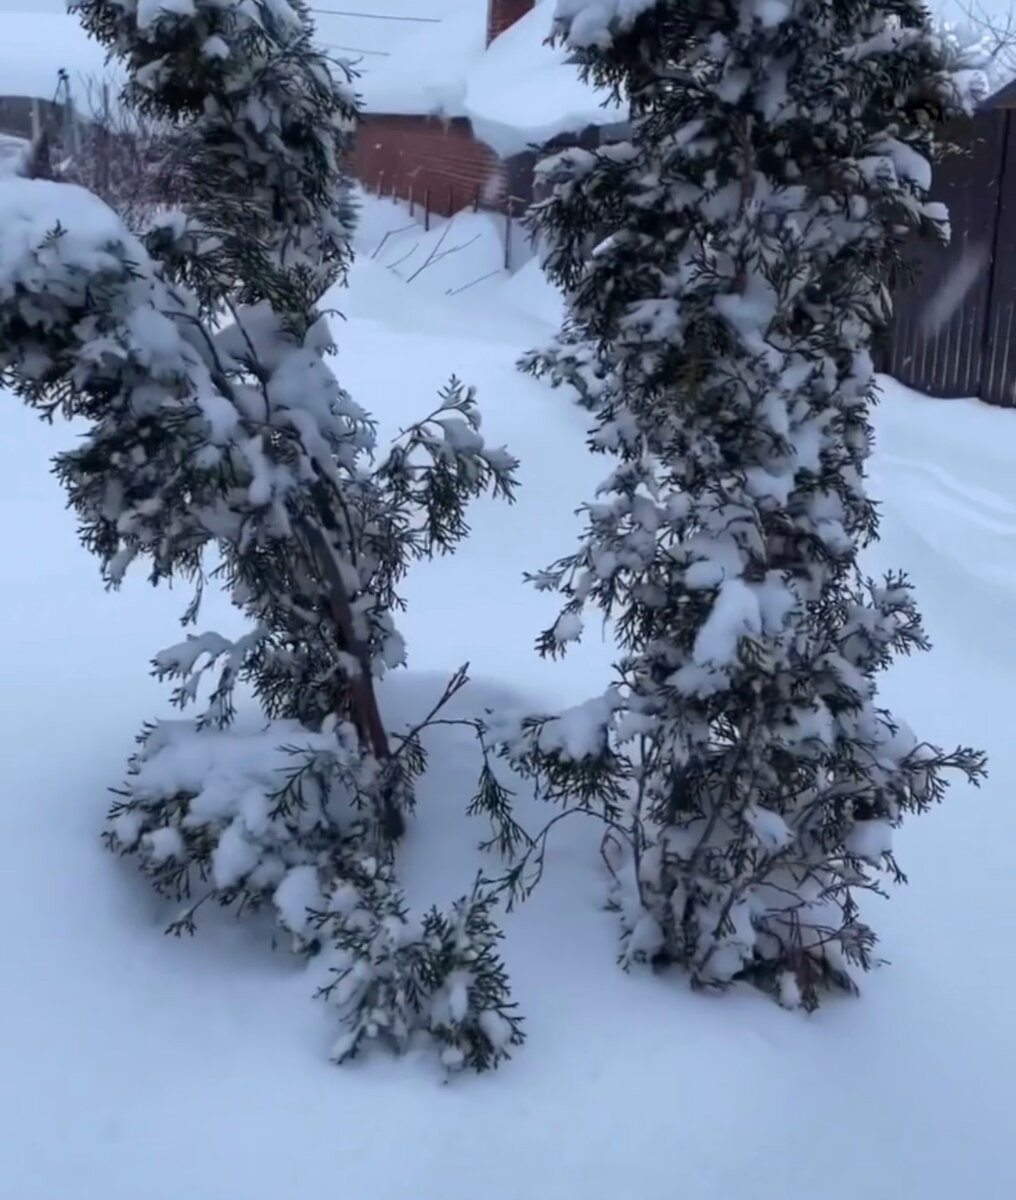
[1,193,1013,1198]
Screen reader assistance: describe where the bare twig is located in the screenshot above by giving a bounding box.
[406,235,482,283]
[390,664,471,760]
[370,222,417,260]
[53,70,185,231]
[956,1,1016,82]
[404,218,454,281]
[446,268,503,296]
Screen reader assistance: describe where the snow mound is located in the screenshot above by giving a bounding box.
[0,176,138,280]
[498,255,567,326]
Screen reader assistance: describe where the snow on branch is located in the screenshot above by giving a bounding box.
[0,0,525,1075]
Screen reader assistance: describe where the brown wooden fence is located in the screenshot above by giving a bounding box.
[887,90,1016,406]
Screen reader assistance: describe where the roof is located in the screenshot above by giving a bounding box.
[319,0,620,157]
[986,76,1016,109]
[309,1,483,116]
[464,1,623,157]
[0,3,615,161]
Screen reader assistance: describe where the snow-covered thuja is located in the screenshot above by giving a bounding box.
[312,868,523,1070]
[509,0,987,1008]
[73,0,357,314]
[0,0,520,1073]
[520,320,606,411]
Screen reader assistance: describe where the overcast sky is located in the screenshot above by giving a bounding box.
[940,0,1014,25]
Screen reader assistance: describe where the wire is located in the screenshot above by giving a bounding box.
[309,7,442,20]
[310,7,443,60]
[321,43,392,56]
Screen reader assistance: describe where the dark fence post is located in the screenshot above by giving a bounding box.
[979,107,1012,404]
[504,195,514,270]
[886,106,1007,403]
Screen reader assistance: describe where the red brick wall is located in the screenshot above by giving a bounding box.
[354,114,506,215]
[486,0,535,45]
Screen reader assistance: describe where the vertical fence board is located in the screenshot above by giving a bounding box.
[981,111,1016,405]
[887,109,1005,401]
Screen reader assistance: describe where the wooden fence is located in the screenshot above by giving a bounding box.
[887,95,1016,406]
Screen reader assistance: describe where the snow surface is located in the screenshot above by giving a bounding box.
[1,190,1014,1197]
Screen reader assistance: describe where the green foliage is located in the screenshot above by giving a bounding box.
[0,0,524,1072]
[512,0,988,1007]
[315,870,524,1074]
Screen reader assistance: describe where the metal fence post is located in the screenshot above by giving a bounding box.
[504,195,514,270]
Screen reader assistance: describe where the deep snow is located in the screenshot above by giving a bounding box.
[0,193,1013,1199]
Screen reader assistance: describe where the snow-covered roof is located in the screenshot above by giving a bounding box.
[321,0,619,158]
[465,1,624,157]
[0,10,117,106]
[0,2,613,159]
[311,0,483,116]
[313,1,484,119]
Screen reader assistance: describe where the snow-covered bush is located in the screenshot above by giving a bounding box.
[520,319,605,411]
[107,716,523,1073]
[0,0,520,1072]
[314,868,523,1072]
[106,717,369,940]
[510,0,987,1009]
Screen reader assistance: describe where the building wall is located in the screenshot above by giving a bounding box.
[486,0,535,44]
[351,3,593,219]
[354,114,506,216]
